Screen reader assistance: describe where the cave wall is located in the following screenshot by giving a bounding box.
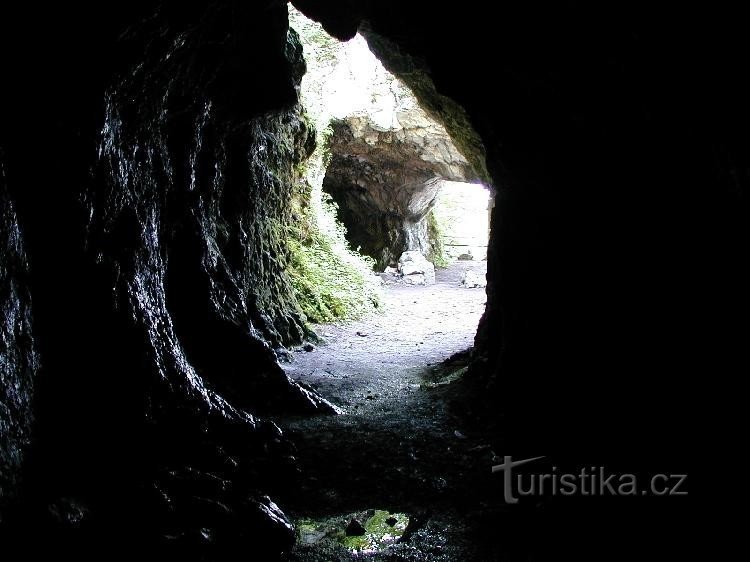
[306,27,477,269]
[323,114,471,268]
[0,171,38,515]
[0,0,332,553]
[0,0,746,556]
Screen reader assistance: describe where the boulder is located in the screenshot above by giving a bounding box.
[398,251,435,285]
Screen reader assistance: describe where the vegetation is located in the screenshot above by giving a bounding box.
[296,510,409,554]
[286,8,383,324]
[287,171,381,324]
[426,209,450,268]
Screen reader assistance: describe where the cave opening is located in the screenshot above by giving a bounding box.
[285,5,491,348]
[0,1,710,559]
[264,8,497,557]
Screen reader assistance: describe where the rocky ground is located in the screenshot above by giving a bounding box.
[273,261,510,561]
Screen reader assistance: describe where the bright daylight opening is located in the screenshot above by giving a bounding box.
[279,8,493,557]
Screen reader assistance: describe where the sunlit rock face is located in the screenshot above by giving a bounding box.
[307,33,476,268]
[324,115,471,268]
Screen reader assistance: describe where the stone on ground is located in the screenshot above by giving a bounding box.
[461,269,486,288]
[398,251,435,285]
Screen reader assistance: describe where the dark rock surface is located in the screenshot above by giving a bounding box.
[291,1,744,559]
[345,518,366,536]
[0,0,745,558]
[0,0,332,555]
[0,173,38,515]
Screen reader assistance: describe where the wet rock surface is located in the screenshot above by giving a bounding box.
[0,1,332,554]
[0,179,38,515]
[0,1,741,558]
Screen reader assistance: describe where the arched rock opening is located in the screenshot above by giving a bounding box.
[0,0,743,558]
[322,109,477,269]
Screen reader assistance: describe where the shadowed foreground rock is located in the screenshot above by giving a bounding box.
[0,0,745,559]
[1,1,333,555]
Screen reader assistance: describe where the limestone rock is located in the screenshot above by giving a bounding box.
[398,251,435,285]
[461,270,487,289]
[316,35,481,268]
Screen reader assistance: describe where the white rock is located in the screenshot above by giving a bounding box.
[403,273,426,285]
[398,251,435,285]
[461,270,486,288]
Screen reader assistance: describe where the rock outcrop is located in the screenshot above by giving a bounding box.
[316,35,479,269]
[0,177,38,516]
[324,119,470,268]
[0,1,333,554]
[0,0,745,559]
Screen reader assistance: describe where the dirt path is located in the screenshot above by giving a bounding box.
[274,262,504,561]
[284,261,487,414]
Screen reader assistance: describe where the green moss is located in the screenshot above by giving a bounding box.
[426,210,450,268]
[332,510,409,553]
[286,177,381,325]
[287,229,381,324]
[295,510,409,554]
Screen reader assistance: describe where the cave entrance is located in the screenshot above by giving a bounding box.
[274,8,495,557]
[285,7,490,384]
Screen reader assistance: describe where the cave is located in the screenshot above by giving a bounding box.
[0,1,740,560]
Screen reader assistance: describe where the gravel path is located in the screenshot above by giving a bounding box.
[274,261,503,561]
[283,260,487,414]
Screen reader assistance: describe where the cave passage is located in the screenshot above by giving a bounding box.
[269,10,495,559]
[0,1,716,559]
[284,8,492,401]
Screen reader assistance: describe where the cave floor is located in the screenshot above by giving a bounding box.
[274,261,507,561]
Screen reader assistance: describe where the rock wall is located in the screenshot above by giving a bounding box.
[0,0,746,557]
[323,113,471,268]
[0,0,332,553]
[292,24,477,269]
[292,2,746,557]
[0,171,38,516]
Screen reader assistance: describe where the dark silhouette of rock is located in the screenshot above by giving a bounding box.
[0,0,742,559]
[345,518,366,536]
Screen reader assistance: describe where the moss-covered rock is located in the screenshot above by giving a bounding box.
[287,8,384,322]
